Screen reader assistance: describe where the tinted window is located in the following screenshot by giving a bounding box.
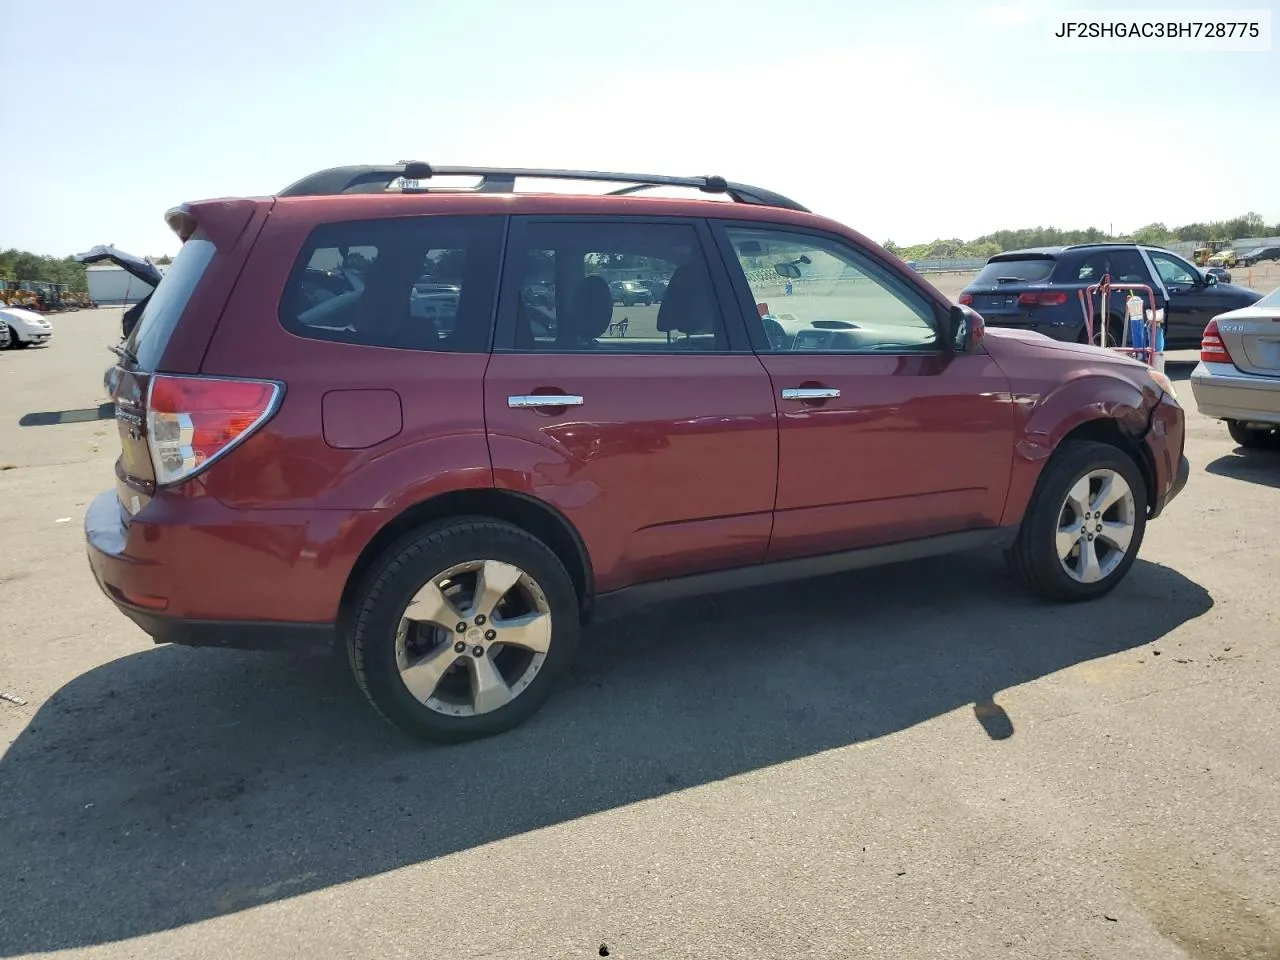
[1067,249,1149,284]
[973,257,1056,284]
[501,220,727,353]
[724,225,937,354]
[280,216,502,352]
[123,235,215,370]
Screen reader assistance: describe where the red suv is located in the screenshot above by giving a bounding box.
[86,163,1189,742]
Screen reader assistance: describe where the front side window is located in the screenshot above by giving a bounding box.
[279,216,502,352]
[723,226,938,353]
[1147,251,1198,286]
[501,220,728,353]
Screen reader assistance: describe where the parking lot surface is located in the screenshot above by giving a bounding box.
[1,306,1277,959]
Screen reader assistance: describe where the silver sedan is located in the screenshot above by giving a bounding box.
[1191,284,1280,447]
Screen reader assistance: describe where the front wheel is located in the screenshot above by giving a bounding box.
[1008,440,1147,602]
[347,519,580,743]
[1226,420,1280,449]
[6,326,24,349]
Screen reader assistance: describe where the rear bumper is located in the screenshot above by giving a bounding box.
[1190,361,1280,424]
[84,488,347,652]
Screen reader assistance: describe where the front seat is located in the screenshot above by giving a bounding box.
[656,264,716,346]
[569,275,614,347]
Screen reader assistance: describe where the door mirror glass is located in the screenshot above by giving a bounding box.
[1204,271,1218,286]
[950,304,984,352]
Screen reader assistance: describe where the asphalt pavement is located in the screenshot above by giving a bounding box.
[0,308,1277,959]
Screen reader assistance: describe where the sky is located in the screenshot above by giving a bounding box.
[4,0,1277,257]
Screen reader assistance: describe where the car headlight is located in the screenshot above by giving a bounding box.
[1148,369,1178,401]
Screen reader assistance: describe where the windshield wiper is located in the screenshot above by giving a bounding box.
[109,341,139,366]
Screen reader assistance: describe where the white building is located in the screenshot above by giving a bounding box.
[86,264,165,305]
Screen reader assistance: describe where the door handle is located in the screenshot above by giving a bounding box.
[507,394,584,409]
[781,387,840,400]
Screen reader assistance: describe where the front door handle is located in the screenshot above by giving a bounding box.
[508,394,585,409]
[781,387,840,400]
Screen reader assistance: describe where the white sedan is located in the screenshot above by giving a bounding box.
[1191,284,1280,448]
[0,307,53,349]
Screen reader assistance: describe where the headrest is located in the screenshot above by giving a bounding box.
[571,275,614,342]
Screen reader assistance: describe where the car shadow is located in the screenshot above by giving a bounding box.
[0,552,1212,955]
[18,403,114,427]
[1205,448,1280,488]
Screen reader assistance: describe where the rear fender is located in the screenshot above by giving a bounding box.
[1000,374,1155,526]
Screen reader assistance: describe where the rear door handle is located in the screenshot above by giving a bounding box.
[781,387,840,400]
[507,394,585,409]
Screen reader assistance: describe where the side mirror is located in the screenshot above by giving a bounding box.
[948,304,985,353]
[1205,272,1218,286]
[773,262,802,280]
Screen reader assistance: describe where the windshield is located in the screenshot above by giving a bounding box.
[972,258,1056,284]
[1255,284,1280,309]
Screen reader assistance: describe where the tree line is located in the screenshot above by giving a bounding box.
[885,211,1279,262]
[0,249,172,292]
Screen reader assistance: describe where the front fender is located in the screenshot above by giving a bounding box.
[999,373,1157,527]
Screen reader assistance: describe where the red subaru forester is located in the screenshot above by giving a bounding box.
[87,163,1189,742]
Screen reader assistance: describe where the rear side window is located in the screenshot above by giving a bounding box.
[972,257,1056,284]
[1067,249,1149,284]
[498,219,728,353]
[280,215,503,352]
[123,236,215,370]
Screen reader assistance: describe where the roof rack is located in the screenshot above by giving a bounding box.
[277,163,809,212]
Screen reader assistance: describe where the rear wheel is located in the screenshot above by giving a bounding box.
[347,519,580,743]
[1009,440,1147,602]
[1083,315,1125,348]
[1226,420,1280,449]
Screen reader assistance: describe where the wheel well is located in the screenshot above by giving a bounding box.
[1058,418,1156,511]
[338,489,594,625]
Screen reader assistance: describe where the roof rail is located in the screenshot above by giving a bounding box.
[277,163,809,212]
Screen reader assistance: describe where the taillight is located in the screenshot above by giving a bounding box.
[1017,290,1069,306]
[959,293,973,305]
[147,374,282,485]
[1200,318,1233,364]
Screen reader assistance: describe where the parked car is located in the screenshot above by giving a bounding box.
[961,243,1262,349]
[609,279,652,306]
[1238,245,1280,268]
[640,278,667,302]
[0,306,53,348]
[0,317,9,349]
[1205,266,1232,285]
[86,163,1188,743]
[1190,284,1280,448]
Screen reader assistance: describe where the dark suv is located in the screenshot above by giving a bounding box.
[86,163,1189,742]
[960,243,1262,349]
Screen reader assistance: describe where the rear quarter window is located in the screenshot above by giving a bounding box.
[279,215,503,353]
[122,236,216,370]
[972,258,1056,284]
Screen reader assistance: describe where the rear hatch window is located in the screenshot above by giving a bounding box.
[121,236,216,370]
[971,257,1057,285]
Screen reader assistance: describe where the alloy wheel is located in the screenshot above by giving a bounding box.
[394,559,552,717]
[1055,469,1137,583]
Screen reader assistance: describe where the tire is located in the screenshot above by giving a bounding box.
[1008,440,1147,602]
[347,518,580,743]
[6,326,23,349]
[1226,420,1280,449]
